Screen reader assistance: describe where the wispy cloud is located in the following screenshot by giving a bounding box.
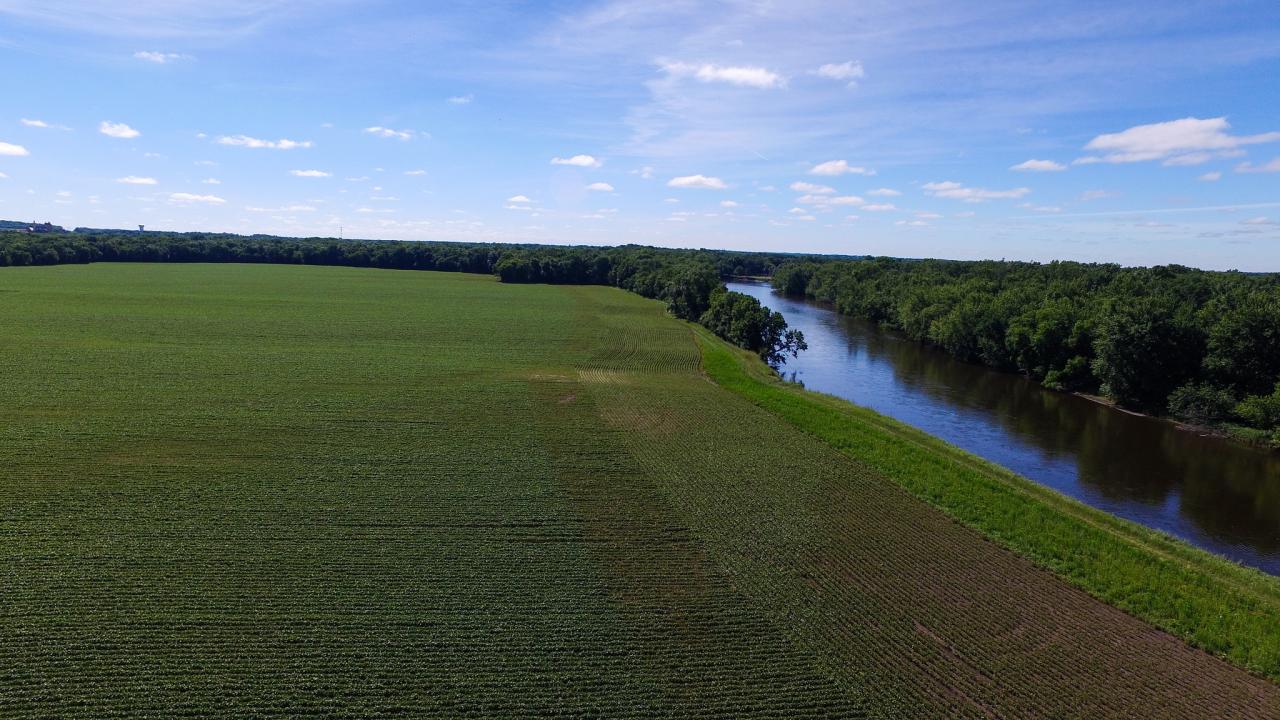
[585,182,614,192]
[246,204,316,212]
[447,94,474,105]
[169,192,224,204]
[99,121,140,139]
[116,175,157,185]
[812,61,864,87]
[134,51,189,64]
[1076,117,1280,165]
[809,160,874,176]
[0,141,30,156]
[551,154,602,168]
[790,181,835,194]
[1236,157,1280,174]
[217,135,312,150]
[364,126,414,141]
[1010,159,1066,172]
[867,188,901,197]
[924,181,1029,202]
[668,174,727,189]
[660,62,785,89]
[290,169,331,177]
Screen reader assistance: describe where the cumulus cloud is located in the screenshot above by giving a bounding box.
[585,182,614,192]
[134,51,188,64]
[924,181,1029,202]
[116,176,157,185]
[507,195,534,203]
[813,61,864,87]
[668,174,727,189]
[790,181,834,194]
[862,203,897,212]
[20,118,49,128]
[0,141,30,156]
[867,188,901,197]
[217,135,312,150]
[1236,157,1280,174]
[720,200,739,208]
[169,192,224,204]
[99,121,140,139]
[809,160,874,176]
[551,154,602,168]
[364,126,414,141]
[290,169,331,177]
[1010,159,1066,172]
[203,178,221,185]
[660,61,785,89]
[1076,117,1280,165]
[447,94,474,105]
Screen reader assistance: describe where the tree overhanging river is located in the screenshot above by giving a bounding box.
[730,282,1280,575]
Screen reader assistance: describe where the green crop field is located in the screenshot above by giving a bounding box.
[3,263,1279,718]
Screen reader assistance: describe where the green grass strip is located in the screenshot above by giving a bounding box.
[695,327,1280,682]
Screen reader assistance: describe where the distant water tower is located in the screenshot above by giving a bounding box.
[138,225,145,232]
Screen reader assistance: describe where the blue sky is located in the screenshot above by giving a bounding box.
[1,1,1278,270]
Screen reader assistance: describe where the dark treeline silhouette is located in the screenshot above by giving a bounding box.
[773,258,1280,444]
[0,229,809,366]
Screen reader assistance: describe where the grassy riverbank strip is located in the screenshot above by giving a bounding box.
[697,327,1280,681]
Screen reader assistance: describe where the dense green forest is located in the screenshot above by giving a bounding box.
[773,259,1280,444]
[0,229,808,366]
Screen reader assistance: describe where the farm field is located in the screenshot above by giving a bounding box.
[2,263,1279,718]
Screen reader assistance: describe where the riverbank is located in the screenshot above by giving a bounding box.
[697,326,1280,682]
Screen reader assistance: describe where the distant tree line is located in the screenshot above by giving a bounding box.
[0,229,808,367]
[773,259,1280,445]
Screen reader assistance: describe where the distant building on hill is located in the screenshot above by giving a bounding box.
[26,222,63,233]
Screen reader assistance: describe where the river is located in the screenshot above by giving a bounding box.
[729,282,1280,575]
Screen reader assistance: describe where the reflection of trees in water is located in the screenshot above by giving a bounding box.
[830,310,1280,552]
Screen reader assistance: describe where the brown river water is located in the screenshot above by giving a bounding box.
[730,282,1280,575]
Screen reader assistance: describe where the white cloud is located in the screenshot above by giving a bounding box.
[813,61,864,83]
[447,94,474,105]
[364,126,414,141]
[134,51,187,64]
[790,181,834,194]
[863,203,897,212]
[505,204,534,211]
[668,174,727,189]
[1079,189,1115,200]
[551,154,602,168]
[585,182,614,192]
[1010,159,1066,172]
[1236,157,1280,174]
[924,180,1029,202]
[0,141,30,156]
[404,169,427,176]
[867,188,901,197]
[169,192,224,204]
[1199,171,1222,182]
[635,166,655,180]
[896,220,929,227]
[355,207,393,214]
[99,121,140,139]
[1077,117,1280,165]
[1241,217,1276,226]
[507,195,534,203]
[290,169,331,178]
[660,62,785,89]
[20,118,49,128]
[720,200,739,208]
[826,196,864,206]
[116,175,157,185]
[916,212,942,219]
[246,204,316,212]
[809,160,874,176]
[217,135,312,150]
[203,178,221,185]
[0,172,7,179]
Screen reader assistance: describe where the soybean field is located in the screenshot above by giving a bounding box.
[2,264,1278,718]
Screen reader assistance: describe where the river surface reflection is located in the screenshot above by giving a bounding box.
[730,282,1280,575]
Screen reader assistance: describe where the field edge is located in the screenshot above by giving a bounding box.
[691,325,1280,684]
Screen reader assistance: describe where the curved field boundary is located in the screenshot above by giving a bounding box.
[694,326,1280,682]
